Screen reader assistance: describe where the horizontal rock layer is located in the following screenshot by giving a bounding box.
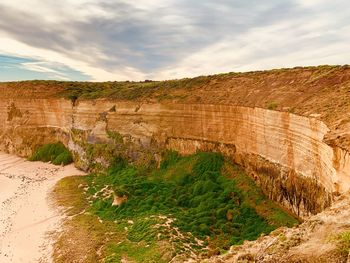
[0,98,349,217]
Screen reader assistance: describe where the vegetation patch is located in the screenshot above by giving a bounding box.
[330,231,350,257]
[53,151,299,261]
[52,176,172,263]
[266,101,279,110]
[35,76,213,102]
[70,128,158,171]
[28,142,73,165]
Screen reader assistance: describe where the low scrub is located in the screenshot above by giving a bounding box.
[83,151,298,258]
[266,101,278,110]
[29,142,73,165]
[330,231,350,257]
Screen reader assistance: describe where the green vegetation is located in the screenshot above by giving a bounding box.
[2,65,346,104]
[54,76,212,101]
[53,151,298,261]
[29,142,73,165]
[95,152,297,242]
[65,151,296,259]
[53,176,173,262]
[266,101,279,110]
[330,231,350,257]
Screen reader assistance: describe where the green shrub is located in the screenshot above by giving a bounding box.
[266,101,278,110]
[330,231,350,256]
[29,142,73,165]
[127,218,158,242]
[193,152,224,176]
[84,151,296,252]
[160,150,180,169]
[109,156,127,171]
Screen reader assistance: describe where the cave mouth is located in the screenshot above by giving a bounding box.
[52,150,299,261]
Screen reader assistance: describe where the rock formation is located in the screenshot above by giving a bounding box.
[0,65,349,218]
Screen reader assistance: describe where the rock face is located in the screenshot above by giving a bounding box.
[0,96,349,218]
[0,66,350,218]
[0,99,71,156]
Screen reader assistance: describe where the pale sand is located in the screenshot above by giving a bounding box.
[0,152,85,262]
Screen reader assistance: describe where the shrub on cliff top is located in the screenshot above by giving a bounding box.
[29,142,73,166]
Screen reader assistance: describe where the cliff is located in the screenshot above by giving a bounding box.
[0,65,349,218]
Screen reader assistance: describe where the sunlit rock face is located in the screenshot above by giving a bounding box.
[0,98,349,218]
[0,99,72,156]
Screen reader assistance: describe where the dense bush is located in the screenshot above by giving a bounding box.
[28,142,73,165]
[160,150,180,170]
[86,152,296,250]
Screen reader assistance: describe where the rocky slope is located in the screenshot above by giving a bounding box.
[204,192,350,263]
[0,65,349,219]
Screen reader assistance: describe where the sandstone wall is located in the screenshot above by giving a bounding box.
[0,98,349,217]
[0,99,72,156]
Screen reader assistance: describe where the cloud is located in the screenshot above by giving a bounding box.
[19,61,81,81]
[0,0,349,81]
[153,21,350,80]
[0,54,90,81]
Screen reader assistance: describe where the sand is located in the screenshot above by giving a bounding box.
[0,152,85,262]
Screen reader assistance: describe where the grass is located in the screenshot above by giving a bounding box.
[5,65,344,103]
[330,231,350,257]
[222,163,298,227]
[266,101,279,110]
[53,76,212,102]
[52,151,299,261]
[52,176,171,263]
[28,142,73,165]
[104,241,168,263]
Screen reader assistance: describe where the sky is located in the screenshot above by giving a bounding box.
[0,0,349,81]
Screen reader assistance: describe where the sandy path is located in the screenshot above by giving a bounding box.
[0,152,85,263]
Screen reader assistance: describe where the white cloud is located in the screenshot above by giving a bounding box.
[153,17,350,80]
[20,61,71,80]
[0,0,349,81]
[0,37,146,81]
[0,0,113,22]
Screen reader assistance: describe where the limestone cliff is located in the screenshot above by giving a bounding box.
[0,65,349,218]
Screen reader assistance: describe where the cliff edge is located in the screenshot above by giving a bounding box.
[0,65,349,219]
